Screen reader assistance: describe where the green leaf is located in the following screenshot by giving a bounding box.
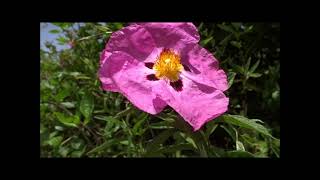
[114,108,133,119]
[272,90,280,100]
[201,36,213,46]
[54,126,64,131]
[49,29,60,34]
[155,144,196,154]
[244,25,254,32]
[54,112,80,127]
[58,146,70,157]
[220,125,236,142]
[198,22,204,30]
[114,23,123,29]
[87,139,118,155]
[205,121,218,137]
[80,92,94,124]
[231,23,242,30]
[120,140,129,145]
[47,136,63,147]
[229,63,245,74]
[219,34,233,45]
[94,115,117,122]
[55,88,71,101]
[56,36,68,45]
[185,136,197,149]
[52,22,72,29]
[254,140,269,157]
[245,57,252,72]
[249,60,260,73]
[236,141,245,151]
[96,25,112,33]
[230,41,242,48]
[270,139,280,157]
[132,114,148,135]
[156,113,176,123]
[71,149,85,157]
[227,72,236,88]
[146,129,175,153]
[71,139,84,150]
[217,24,234,33]
[249,73,262,78]
[223,114,273,138]
[226,150,255,158]
[60,102,76,108]
[149,121,174,129]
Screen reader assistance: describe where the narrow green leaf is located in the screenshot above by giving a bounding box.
[55,88,70,101]
[54,112,79,127]
[49,29,60,34]
[146,129,175,153]
[71,149,85,157]
[60,102,76,108]
[114,108,133,119]
[96,25,111,32]
[205,121,218,137]
[227,72,236,88]
[185,137,197,149]
[58,146,70,157]
[132,114,148,135]
[47,136,63,147]
[231,23,242,30]
[272,90,280,100]
[54,126,64,131]
[156,144,196,154]
[220,125,236,142]
[245,57,252,72]
[236,141,245,151]
[56,36,68,45]
[114,23,123,29]
[219,34,233,45]
[249,73,262,78]
[52,22,72,29]
[249,60,260,73]
[229,63,245,74]
[223,114,273,138]
[198,22,204,30]
[201,36,213,46]
[217,24,234,33]
[245,25,254,32]
[149,121,174,129]
[270,139,280,157]
[71,139,84,150]
[80,92,94,124]
[226,150,255,157]
[230,41,242,48]
[87,139,118,155]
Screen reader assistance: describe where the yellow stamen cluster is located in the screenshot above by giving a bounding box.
[153,49,184,82]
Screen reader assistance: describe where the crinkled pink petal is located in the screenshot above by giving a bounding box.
[100,24,156,65]
[99,23,157,91]
[139,23,200,52]
[99,51,167,114]
[180,44,228,91]
[155,77,229,131]
[138,22,200,42]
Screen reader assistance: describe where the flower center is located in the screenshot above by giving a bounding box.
[153,49,184,82]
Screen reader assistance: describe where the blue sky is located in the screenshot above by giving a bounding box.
[40,22,107,52]
[40,23,69,51]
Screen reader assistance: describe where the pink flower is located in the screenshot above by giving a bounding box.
[99,23,229,131]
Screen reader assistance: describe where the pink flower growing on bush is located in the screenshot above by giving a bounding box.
[99,23,229,131]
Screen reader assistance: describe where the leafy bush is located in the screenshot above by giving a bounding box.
[40,22,280,157]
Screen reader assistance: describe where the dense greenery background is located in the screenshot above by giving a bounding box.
[40,22,280,157]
